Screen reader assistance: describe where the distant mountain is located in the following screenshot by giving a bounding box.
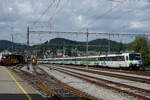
[0,38,127,53]
[0,40,28,52]
[32,38,127,52]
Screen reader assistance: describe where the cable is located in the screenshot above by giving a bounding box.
[31,0,57,27]
[87,0,127,28]
[47,0,63,23]
[36,0,63,44]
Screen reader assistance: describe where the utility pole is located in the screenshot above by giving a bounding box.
[86,28,89,56]
[27,26,29,46]
[63,40,65,57]
[86,28,89,68]
[11,34,14,52]
[63,46,65,57]
[10,26,14,52]
[27,26,30,70]
[108,33,110,54]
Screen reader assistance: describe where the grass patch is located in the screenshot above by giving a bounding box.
[143,65,150,70]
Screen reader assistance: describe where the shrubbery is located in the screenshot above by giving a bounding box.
[129,36,150,66]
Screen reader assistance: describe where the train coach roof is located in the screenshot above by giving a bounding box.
[2,54,24,57]
[46,54,123,60]
[45,53,141,60]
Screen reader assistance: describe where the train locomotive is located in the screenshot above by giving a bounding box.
[38,53,142,70]
[1,54,25,66]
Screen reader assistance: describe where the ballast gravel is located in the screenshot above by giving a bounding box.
[22,64,34,73]
[66,66,150,79]
[39,65,138,100]
[56,66,150,90]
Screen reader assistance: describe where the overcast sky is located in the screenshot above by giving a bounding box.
[0,0,150,44]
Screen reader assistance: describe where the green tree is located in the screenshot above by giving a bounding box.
[65,48,71,56]
[118,41,124,53]
[129,36,150,66]
[51,47,57,57]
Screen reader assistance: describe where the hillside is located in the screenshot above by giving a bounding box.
[32,38,127,52]
[0,38,127,53]
[0,40,28,52]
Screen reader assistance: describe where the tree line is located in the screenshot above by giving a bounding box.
[129,36,150,66]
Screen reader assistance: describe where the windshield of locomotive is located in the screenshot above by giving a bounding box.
[129,54,141,60]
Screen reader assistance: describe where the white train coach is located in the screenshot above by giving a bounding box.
[37,53,142,70]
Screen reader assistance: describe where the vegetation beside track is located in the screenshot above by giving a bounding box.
[144,65,150,70]
[129,36,150,69]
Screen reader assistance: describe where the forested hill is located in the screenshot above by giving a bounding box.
[32,38,126,52]
[0,38,126,52]
[0,40,28,51]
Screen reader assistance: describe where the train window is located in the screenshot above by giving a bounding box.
[109,57,112,61]
[95,58,98,61]
[103,57,106,61]
[99,57,103,61]
[117,56,125,61]
[121,56,125,61]
[103,57,107,61]
[99,56,125,61]
[108,57,111,61]
[78,59,82,61]
[109,57,115,61]
[84,58,89,61]
[88,58,97,61]
[113,57,117,61]
[113,57,116,61]
[126,56,128,60]
[79,58,82,61]
[99,57,102,61]
[90,58,94,61]
[110,57,115,61]
[129,54,141,60]
[87,58,91,61]
[71,59,74,61]
[105,57,109,61]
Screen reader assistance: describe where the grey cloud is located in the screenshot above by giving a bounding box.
[0,0,150,43]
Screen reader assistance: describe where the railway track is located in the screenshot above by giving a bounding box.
[54,65,150,84]
[62,64,150,77]
[8,65,96,100]
[42,64,150,100]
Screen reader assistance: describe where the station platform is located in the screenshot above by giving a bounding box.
[0,66,47,100]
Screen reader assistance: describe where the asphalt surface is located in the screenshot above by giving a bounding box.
[0,66,49,100]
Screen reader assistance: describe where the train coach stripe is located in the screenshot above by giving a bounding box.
[5,68,33,100]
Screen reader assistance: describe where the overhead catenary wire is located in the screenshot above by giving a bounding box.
[47,0,69,28]
[87,0,128,28]
[47,0,62,24]
[29,0,150,45]
[31,0,58,28]
[29,30,150,37]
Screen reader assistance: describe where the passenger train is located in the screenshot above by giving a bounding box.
[37,53,142,70]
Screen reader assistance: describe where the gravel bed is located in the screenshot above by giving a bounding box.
[60,65,150,79]
[22,64,34,73]
[56,66,150,90]
[39,65,138,100]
